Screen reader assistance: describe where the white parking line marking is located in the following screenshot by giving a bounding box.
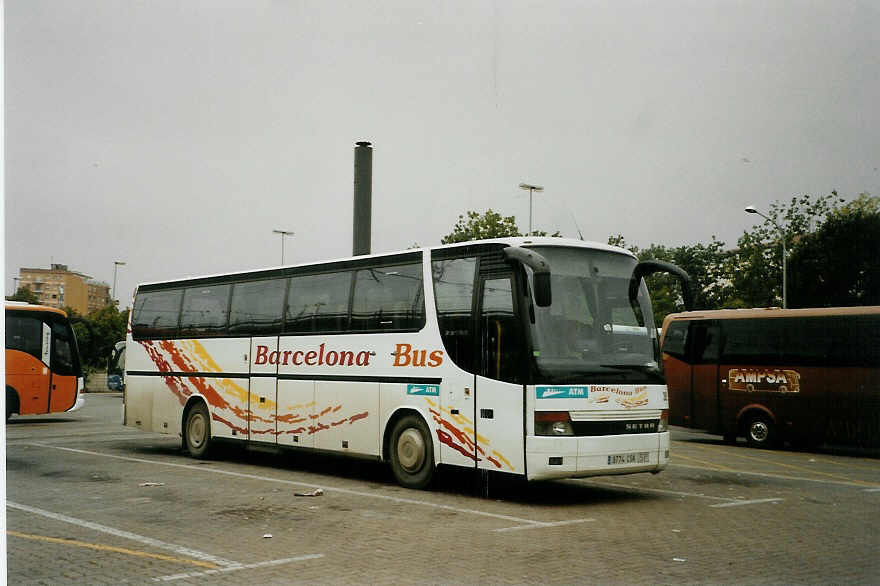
[493,518,595,532]
[7,501,240,568]
[863,488,880,493]
[577,479,734,502]
[27,444,553,529]
[710,498,783,508]
[152,554,325,582]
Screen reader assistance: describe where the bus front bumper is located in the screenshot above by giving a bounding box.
[66,396,86,413]
[525,432,670,481]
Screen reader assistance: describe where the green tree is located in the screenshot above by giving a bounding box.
[787,194,880,307]
[441,209,561,244]
[69,305,129,368]
[732,192,844,307]
[609,235,733,325]
[6,286,39,304]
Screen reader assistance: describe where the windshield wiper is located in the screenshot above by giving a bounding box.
[599,363,659,372]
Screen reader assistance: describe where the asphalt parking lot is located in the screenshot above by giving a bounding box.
[6,393,880,585]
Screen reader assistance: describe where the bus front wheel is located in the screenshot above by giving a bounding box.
[745,413,776,449]
[184,402,213,458]
[389,414,435,489]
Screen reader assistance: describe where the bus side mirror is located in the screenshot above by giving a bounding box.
[503,246,552,307]
[629,260,695,311]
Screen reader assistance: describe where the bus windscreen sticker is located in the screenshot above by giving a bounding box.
[537,386,589,399]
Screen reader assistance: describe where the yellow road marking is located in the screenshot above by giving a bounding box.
[810,457,880,471]
[671,451,736,472]
[678,442,876,487]
[7,531,219,569]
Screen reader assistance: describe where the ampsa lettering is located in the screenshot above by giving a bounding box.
[254,343,373,367]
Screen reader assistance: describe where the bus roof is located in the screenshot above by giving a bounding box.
[663,306,880,327]
[4,302,69,317]
[133,237,634,291]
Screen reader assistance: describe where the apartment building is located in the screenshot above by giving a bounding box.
[18,264,111,315]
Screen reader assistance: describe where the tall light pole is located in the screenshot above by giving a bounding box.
[272,229,294,264]
[112,261,126,306]
[744,205,787,308]
[519,183,544,235]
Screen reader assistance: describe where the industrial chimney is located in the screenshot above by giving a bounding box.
[353,141,372,256]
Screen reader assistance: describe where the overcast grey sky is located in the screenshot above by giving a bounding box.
[5,0,879,306]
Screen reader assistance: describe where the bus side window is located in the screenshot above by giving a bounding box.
[432,257,477,374]
[690,320,720,364]
[351,263,425,332]
[662,321,688,360]
[229,278,286,335]
[132,289,184,339]
[6,314,43,360]
[179,285,231,337]
[50,320,77,375]
[285,271,353,334]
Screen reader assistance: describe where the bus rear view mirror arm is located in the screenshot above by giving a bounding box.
[629,260,695,311]
[503,246,552,307]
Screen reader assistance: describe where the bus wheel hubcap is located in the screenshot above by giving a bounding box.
[190,415,206,448]
[397,429,425,472]
[751,421,768,441]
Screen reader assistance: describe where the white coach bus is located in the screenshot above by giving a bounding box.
[124,237,692,489]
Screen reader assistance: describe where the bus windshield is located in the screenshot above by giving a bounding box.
[525,246,660,383]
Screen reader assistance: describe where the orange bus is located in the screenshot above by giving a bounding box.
[661,307,880,448]
[5,302,84,421]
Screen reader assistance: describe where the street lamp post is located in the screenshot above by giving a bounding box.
[519,183,544,235]
[272,229,294,264]
[112,261,126,306]
[744,205,787,308]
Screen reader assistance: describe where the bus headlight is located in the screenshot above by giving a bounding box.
[535,411,574,436]
[658,409,669,432]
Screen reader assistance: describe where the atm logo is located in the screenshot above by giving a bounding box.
[537,386,590,399]
[407,384,440,396]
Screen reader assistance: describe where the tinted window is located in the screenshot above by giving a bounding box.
[5,313,43,360]
[662,321,688,359]
[229,278,287,335]
[691,321,721,363]
[179,285,231,337]
[351,263,424,331]
[285,271,353,334]
[132,289,183,339]
[432,257,477,372]
[480,276,522,383]
[51,320,79,375]
[721,319,784,364]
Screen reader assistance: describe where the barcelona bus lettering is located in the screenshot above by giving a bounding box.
[254,343,374,367]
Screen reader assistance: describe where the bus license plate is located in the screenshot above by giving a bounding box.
[607,452,650,465]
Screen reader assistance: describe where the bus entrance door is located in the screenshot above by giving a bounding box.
[474,274,526,476]
[689,321,721,432]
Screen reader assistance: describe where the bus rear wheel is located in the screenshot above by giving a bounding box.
[184,402,213,458]
[389,414,434,489]
[745,413,776,449]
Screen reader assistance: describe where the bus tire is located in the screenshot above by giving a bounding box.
[745,413,776,449]
[184,402,213,459]
[389,414,435,489]
[6,387,19,422]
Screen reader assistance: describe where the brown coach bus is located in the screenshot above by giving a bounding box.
[661,307,880,448]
